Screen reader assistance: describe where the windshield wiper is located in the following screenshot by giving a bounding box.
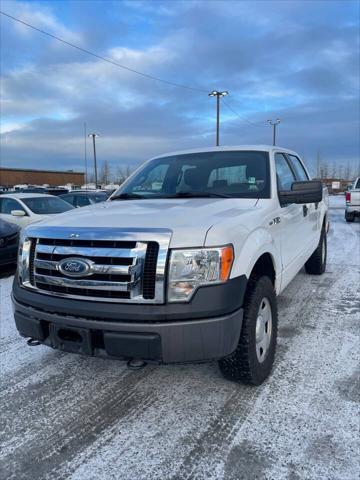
[169,191,231,198]
[110,192,145,200]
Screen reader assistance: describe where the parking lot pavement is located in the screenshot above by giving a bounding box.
[1,196,359,480]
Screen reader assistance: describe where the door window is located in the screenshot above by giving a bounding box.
[61,195,75,206]
[0,198,26,214]
[288,155,309,181]
[275,153,296,191]
[75,195,90,207]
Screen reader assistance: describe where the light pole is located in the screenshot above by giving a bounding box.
[84,122,88,187]
[267,119,281,146]
[208,90,228,146]
[88,133,99,188]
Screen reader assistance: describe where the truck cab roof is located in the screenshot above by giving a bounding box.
[151,145,299,160]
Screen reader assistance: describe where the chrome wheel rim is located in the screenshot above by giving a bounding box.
[255,297,272,363]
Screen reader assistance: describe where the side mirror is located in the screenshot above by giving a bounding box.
[279,180,323,206]
[11,209,26,217]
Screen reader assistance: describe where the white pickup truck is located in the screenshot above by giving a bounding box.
[13,146,328,385]
[345,177,360,222]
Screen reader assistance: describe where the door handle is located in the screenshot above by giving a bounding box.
[303,205,308,217]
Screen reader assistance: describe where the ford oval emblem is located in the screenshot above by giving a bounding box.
[58,258,93,277]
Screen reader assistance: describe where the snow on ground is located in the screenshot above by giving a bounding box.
[0,198,359,480]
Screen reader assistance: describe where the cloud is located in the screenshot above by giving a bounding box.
[0,0,359,176]
[1,0,82,44]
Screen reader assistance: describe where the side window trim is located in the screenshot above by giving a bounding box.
[286,153,309,181]
[274,151,296,189]
[281,153,297,181]
[274,152,296,207]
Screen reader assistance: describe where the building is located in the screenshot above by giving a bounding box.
[0,167,85,188]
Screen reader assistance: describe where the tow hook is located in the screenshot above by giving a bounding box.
[127,358,147,370]
[27,338,41,347]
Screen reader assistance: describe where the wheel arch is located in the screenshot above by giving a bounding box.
[249,252,276,286]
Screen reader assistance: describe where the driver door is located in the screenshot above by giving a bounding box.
[273,153,308,290]
[287,153,319,253]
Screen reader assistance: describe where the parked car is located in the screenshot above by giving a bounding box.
[12,186,69,196]
[345,177,360,222]
[60,190,108,208]
[0,220,20,267]
[13,145,328,385]
[44,187,69,196]
[0,193,74,228]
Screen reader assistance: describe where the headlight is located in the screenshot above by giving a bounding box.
[167,245,234,302]
[18,231,32,286]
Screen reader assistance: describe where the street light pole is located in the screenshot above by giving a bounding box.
[88,133,99,188]
[267,119,281,146]
[208,90,229,146]
[84,122,88,187]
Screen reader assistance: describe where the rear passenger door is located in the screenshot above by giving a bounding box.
[287,154,319,252]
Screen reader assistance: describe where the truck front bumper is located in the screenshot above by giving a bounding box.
[12,277,246,363]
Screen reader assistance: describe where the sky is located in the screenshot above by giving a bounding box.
[0,0,359,177]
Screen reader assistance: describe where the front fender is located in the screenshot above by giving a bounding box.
[230,227,281,293]
[205,221,281,293]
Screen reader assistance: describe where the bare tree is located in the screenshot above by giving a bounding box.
[329,163,337,178]
[351,164,360,180]
[316,151,321,178]
[338,164,345,180]
[87,172,95,184]
[344,162,351,181]
[115,166,126,185]
[320,162,329,179]
[99,160,111,184]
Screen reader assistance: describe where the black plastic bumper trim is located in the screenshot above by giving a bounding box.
[12,275,247,322]
[13,298,243,363]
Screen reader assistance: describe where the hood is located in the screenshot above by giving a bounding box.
[29,198,258,247]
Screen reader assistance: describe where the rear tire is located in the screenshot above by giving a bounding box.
[218,275,278,386]
[305,227,327,275]
[345,211,354,222]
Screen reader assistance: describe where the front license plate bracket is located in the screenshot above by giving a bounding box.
[49,324,93,355]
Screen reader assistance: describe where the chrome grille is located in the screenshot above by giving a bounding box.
[23,227,172,304]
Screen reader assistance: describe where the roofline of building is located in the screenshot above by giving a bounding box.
[0,167,84,174]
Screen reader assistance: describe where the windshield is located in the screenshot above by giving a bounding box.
[22,196,74,214]
[112,151,270,199]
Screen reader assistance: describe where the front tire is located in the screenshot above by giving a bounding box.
[218,276,278,386]
[305,227,327,275]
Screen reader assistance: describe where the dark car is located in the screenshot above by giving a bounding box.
[0,220,20,267]
[13,187,69,196]
[44,187,69,196]
[60,191,108,208]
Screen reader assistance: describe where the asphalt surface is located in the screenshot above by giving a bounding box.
[1,196,359,480]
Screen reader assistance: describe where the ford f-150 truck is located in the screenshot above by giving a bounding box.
[345,177,360,222]
[13,146,328,385]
